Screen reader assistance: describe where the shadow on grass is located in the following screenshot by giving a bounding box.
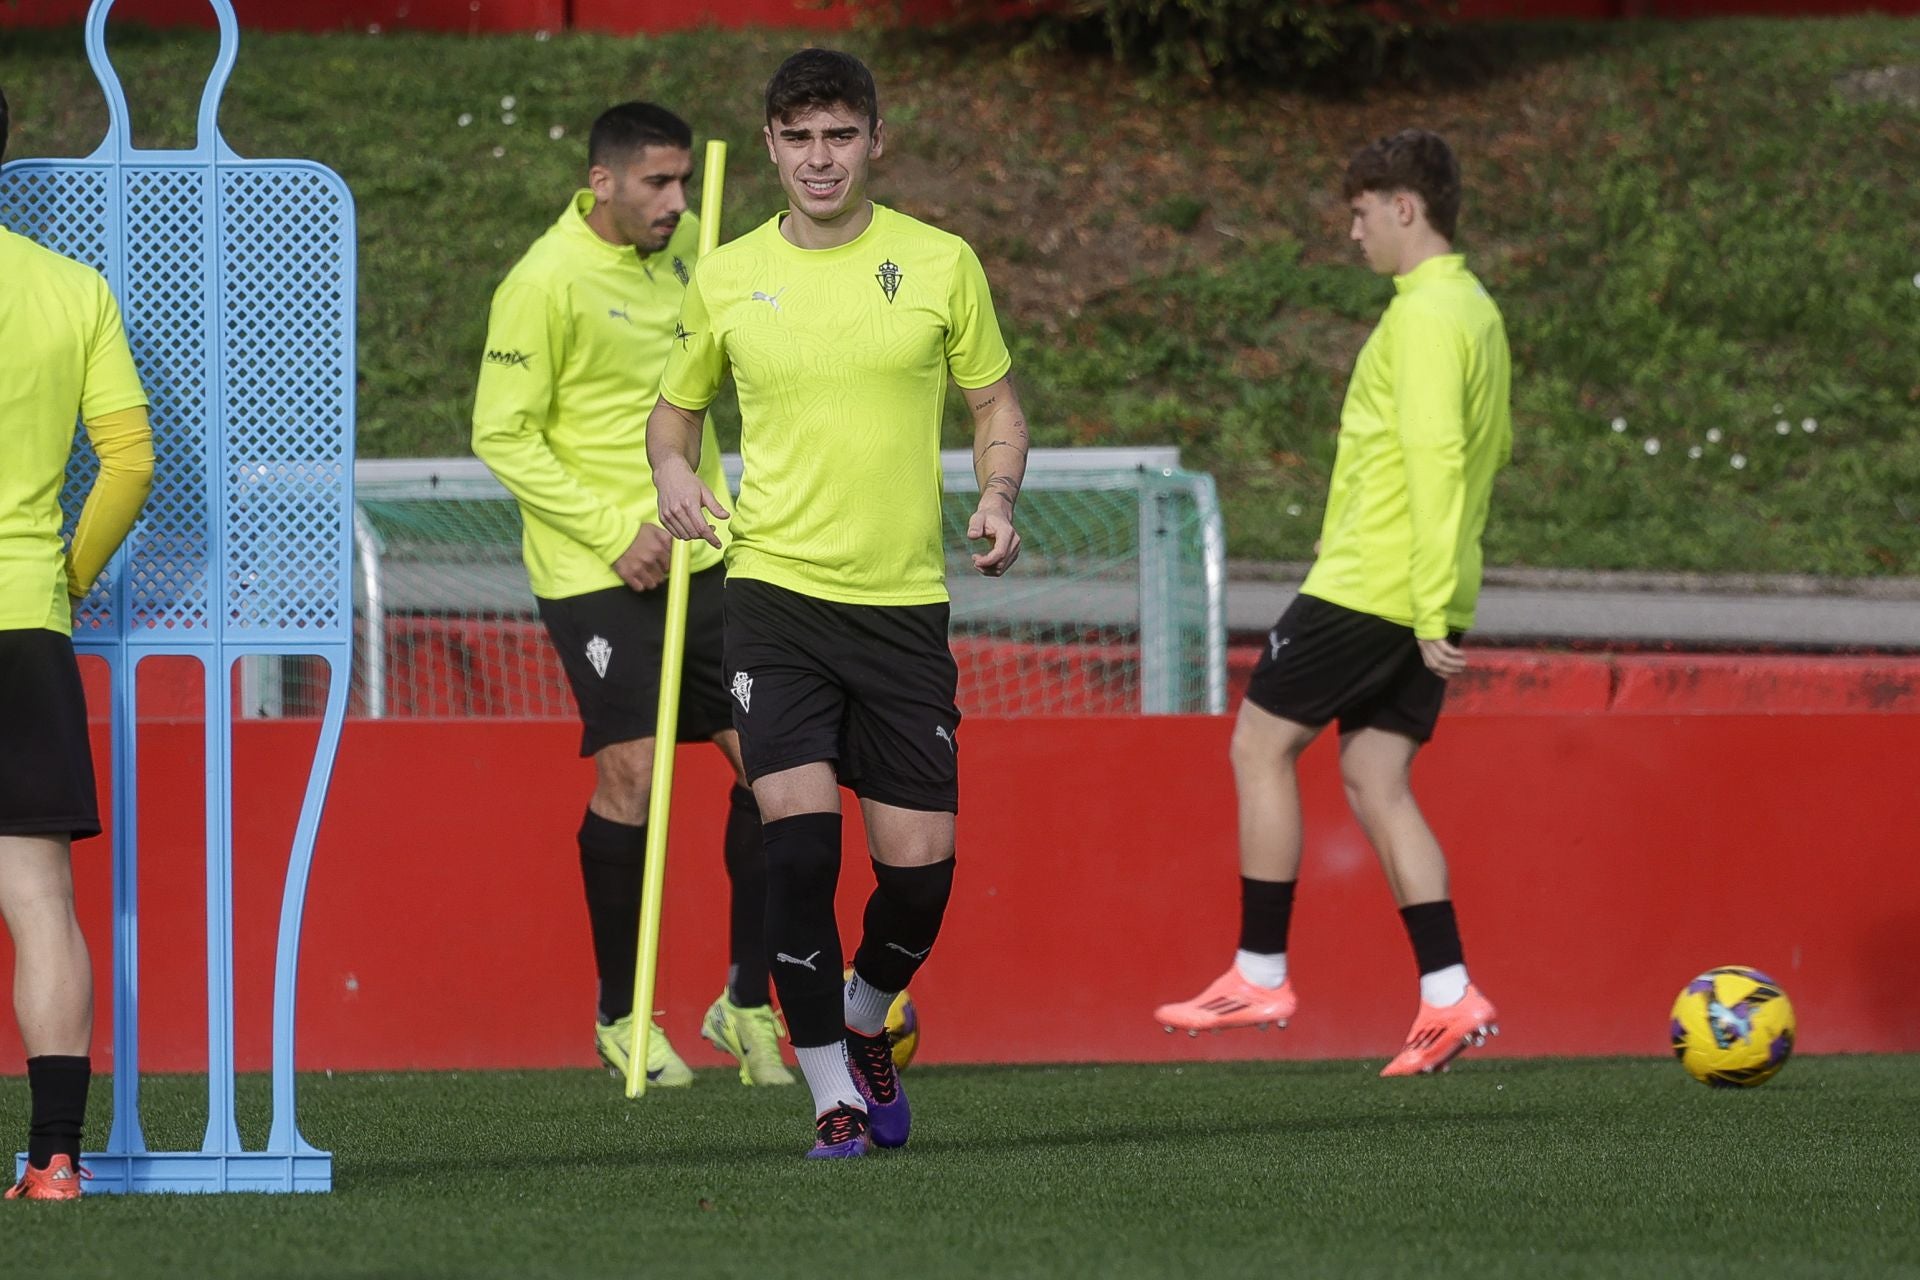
[335,1099,1551,1190]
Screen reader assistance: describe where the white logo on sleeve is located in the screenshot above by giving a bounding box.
[586,635,612,679]
[934,725,956,754]
[776,950,821,971]
[731,670,753,713]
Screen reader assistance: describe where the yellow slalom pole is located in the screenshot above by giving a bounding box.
[626,137,728,1098]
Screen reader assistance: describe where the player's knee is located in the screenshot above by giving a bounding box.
[873,856,954,914]
[592,741,654,809]
[1340,772,1367,816]
[588,784,649,826]
[1230,713,1296,779]
[762,812,841,901]
[1228,717,1261,772]
[1340,761,1411,817]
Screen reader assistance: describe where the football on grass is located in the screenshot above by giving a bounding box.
[1670,966,1795,1088]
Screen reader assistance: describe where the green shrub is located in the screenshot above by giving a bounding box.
[1043,0,1437,85]
[1148,194,1208,232]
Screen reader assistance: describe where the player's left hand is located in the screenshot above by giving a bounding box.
[967,505,1021,576]
[613,523,675,592]
[1418,637,1467,679]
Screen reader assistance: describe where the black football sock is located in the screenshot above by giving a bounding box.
[1399,899,1466,976]
[1237,876,1296,956]
[722,783,772,1008]
[850,857,955,999]
[25,1055,90,1169]
[578,808,647,1025]
[761,811,845,1049]
[1401,899,1472,1006]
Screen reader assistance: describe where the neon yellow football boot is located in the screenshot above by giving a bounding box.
[595,1013,693,1088]
[701,992,796,1086]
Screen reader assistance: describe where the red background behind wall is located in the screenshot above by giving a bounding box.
[0,707,1913,1075]
[3,0,1916,32]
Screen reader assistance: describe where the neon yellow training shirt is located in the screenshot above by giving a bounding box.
[660,204,1012,606]
[0,226,151,634]
[1301,253,1512,640]
[472,191,728,599]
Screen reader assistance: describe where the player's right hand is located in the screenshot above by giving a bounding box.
[967,505,1021,577]
[654,458,730,549]
[1417,636,1467,679]
[612,523,675,591]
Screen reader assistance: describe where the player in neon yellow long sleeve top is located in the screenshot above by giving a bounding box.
[1155,130,1511,1080]
[1301,252,1511,641]
[0,85,155,1199]
[471,103,792,1092]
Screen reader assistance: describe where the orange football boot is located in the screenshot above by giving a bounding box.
[1379,986,1500,1077]
[6,1155,86,1201]
[1154,967,1297,1035]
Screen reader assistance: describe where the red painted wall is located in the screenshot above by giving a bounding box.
[84,643,1920,723]
[0,0,564,32]
[0,712,1913,1076]
[5,0,1916,31]
[575,0,848,32]
[1225,648,1920,715]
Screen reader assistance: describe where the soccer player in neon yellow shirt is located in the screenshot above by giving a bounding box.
[472,103,792,1091]
[1155,130,1512,1077]
[0,86,155,1200]
[650,49,1029,1157]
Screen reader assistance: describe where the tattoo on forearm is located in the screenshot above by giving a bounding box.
[978,416,1030,457]
[976,398,1029,508]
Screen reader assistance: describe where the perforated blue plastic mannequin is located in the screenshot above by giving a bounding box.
[0,0,354,1193]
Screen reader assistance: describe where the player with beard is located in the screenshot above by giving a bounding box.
[473,101,793,1092]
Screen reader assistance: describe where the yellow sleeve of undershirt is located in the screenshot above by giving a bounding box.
[68,404,156,597]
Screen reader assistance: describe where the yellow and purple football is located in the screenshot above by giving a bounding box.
[1670,966,1795,1088]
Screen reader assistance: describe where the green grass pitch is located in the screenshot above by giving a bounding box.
[3,1057,1916,1277]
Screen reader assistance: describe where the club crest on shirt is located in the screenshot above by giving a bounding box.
[875,259,902,303]
[672,257,689,286]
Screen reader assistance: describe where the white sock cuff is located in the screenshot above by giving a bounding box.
[794,1043,865,1117]
[1234,949,1289,989]
[1419,963,1471,1008]
[844,971,897,1038]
